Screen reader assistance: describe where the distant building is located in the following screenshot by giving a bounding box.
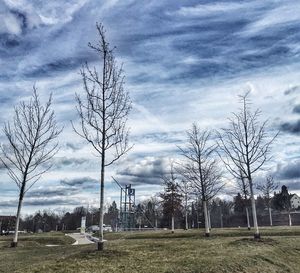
[290,194,300,209]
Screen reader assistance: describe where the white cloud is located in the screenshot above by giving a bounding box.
[244,3,300,35]
[0,13,22,35]
[174,2,246,17]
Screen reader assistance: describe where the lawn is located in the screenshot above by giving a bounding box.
[0,227,300,273]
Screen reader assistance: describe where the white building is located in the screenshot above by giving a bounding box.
[290,194,300,209]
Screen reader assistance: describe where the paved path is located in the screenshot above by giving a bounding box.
[67,233,95,245]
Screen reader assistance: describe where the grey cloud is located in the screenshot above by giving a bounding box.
[0,200,18,208]
[23,55,95,79]
[117,157,169,185]
[292,104,300,114]
[52,157,87,169]
[60,177,99,188]
[24,197,79,207]
[280,120,300,134]
[275,160,300,180]
[284,86,300,95]
[0,197,79,208]
[65,142,82,151]
[27,186,78,198]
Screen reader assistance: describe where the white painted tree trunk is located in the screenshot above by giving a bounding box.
[12,197,23,247]
[98,165,105,250]
[208,209,211,230]
[246,207,251,230]
[289,213,292,226]
[171,215,175,233]
[203,200,210,237]
[185,195,188,230]
[185,211,188,230]
[250,194,260,238]
[269,207,273,226]
[249,178,260,239]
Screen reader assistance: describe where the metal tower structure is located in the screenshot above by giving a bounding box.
[112,177,136,230]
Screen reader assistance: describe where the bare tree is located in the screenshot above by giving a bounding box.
[150,195,161,229]
[0,87,61,247]
[217,92,278,239]
[179,124,224,237]
[257,175,278,226]
[72,23,131,250]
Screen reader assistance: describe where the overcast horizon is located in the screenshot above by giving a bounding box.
[1,0,300,216]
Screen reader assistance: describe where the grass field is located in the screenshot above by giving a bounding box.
[1,227,300,273]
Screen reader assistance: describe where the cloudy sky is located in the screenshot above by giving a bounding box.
[0,0,300,215]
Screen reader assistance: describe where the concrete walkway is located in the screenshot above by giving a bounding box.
[67,233,95,245]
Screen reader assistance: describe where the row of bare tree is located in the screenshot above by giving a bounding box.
[0,23,277,251]
[161,92,278,238]
[0,23,132,250]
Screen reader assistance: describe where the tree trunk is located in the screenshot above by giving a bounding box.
[269,207,273,226]
[171,214,174,233]
[11,196,23,247]
[246,207,251,230]
[98,165,105,251]
[185,210,188,230]
[208,209,211,230]
[220,211,223,228]
[203,200,210,237]
[185,195,188,230]
[14,200,23,244]
[249,189,260,238]
[289,212,292,226]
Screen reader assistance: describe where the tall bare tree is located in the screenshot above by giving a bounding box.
[72,23,131,250]
[0,87,61,247]
[179,124,223,237]
[257,175,278,226]
[217,92,278,239]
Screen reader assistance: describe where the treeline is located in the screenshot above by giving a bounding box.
[2,184,294,234]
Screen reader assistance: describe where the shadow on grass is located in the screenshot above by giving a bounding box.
[229,237,277,247]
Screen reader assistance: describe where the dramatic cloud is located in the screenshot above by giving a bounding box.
[1,0,300,213]
[116,157,170,185]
